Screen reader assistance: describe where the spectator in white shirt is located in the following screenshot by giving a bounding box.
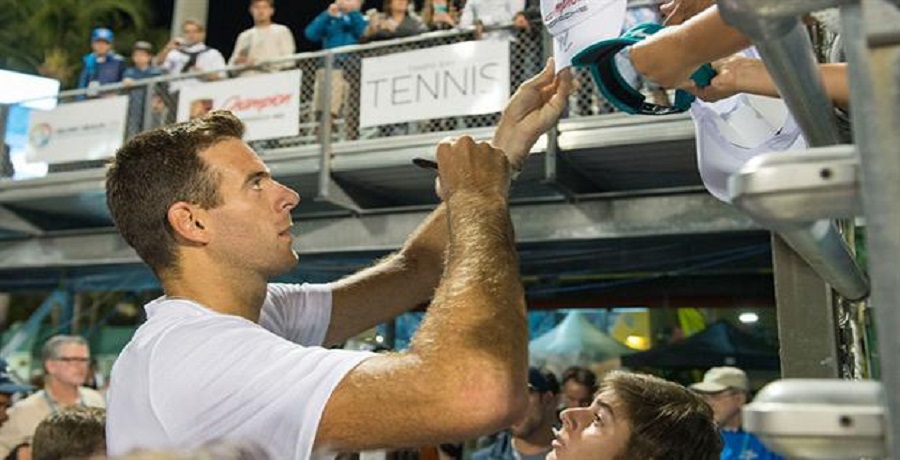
[230,0,297,75]
[158,19,227,92]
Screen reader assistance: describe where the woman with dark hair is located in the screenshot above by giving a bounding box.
[363,0,427,42]
[421,0,458,30]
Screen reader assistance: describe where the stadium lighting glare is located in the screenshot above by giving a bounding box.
[739,312,760,324]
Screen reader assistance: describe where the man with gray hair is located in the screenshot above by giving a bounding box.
[0,335,105,459]
[691,366,783,460]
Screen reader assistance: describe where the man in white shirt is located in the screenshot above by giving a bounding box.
[158,19,227,92]
[104,61,573,458]
[230,0,297,75]
[0,336,105,459]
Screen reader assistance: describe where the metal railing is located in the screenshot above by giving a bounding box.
[720,0,900,457]
[4,20,667,175]
[719,0,870,302]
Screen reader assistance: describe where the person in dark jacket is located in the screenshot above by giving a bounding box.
[305,0,368,139]
[304,0,368,50]
[77,28,126,90]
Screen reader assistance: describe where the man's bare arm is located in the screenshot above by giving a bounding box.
[325,206,447,346]
[325,59,570,345]
[693,58,850,109]
[316,137,528,452]
[630,6,751,88]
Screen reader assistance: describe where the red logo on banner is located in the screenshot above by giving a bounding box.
[222,94,292,112]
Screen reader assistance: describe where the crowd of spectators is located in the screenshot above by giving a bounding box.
[71,0,551,93]
[0,334,741,460]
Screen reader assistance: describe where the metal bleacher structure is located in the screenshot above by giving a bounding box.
[0,11,773,313]
[3,0,900,454]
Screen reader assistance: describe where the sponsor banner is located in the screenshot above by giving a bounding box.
[177,70,301,141]
[359,41,510,128]
[24,96,128,164]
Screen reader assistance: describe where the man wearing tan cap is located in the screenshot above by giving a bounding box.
[691,367,783,460]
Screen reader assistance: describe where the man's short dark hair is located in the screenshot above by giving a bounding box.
[250,0,275,6]
[603,371,723,460]
[106,111,244,275]
[32,407,106,460]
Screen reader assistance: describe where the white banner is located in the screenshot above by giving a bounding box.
[177,70,302,141]
[24,96,128,164]
[359,41,510,128]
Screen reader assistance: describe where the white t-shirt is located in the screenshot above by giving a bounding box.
[229,24,297,72]
[691,48,807,202]
[106,283,373,459]
[161,42,228,92]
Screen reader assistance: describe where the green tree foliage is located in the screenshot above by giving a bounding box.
[0,0,169,88]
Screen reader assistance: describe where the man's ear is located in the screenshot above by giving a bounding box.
[167,202,211,244]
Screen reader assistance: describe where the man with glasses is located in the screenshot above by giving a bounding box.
[691,366,783,460]
[0,335,105,459]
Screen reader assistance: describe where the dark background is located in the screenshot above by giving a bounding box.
[152,0,399,58]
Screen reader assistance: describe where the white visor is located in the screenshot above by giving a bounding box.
[541,0,628,73]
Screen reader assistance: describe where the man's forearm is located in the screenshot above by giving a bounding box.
[631,6,750,88]
[412,191,527,379]
[326,204,448,345]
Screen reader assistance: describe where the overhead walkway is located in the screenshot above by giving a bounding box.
[0,22,769,309]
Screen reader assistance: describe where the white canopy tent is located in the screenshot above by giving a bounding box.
[529,311,634,377]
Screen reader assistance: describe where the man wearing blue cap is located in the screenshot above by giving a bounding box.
[77,28,127,90]
[473,368,560,460]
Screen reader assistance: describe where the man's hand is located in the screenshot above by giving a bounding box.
[690,56,770,102]
[492,58,572,171]
[435,136,511,202]
[328,3,341,17]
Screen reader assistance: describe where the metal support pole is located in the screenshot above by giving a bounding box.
[718,0,869,300]
[317,52,335,201]
[142,82,156,132]
[171,0,209,33]
[841,0,900,455]
[718,0,841,145]
[772,234,841,378]
[316,52,361,213]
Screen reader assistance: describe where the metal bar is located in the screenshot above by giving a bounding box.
[0,194,758,270]
[754,25,842,145]
[318,51,335,199]
[717,0,870,301]
[842,0,900,455]
[718,1,841,145]
[778,223,868,301]
[142,81,156,132]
